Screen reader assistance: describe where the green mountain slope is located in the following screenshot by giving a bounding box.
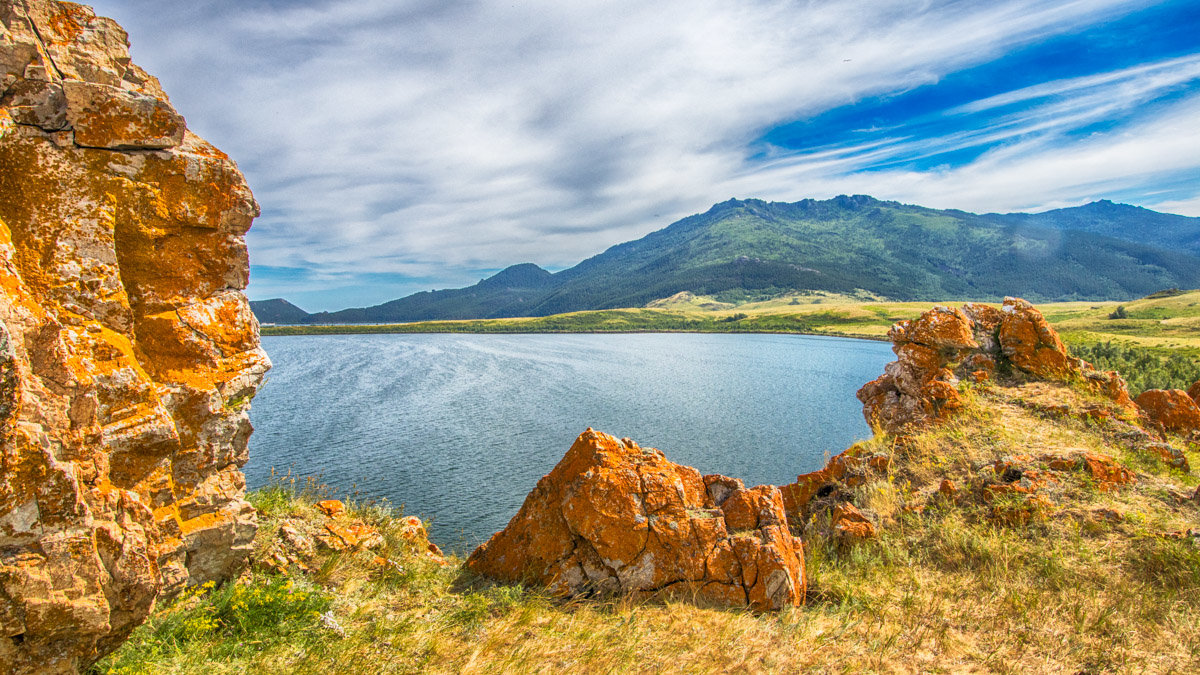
[528,195,1200,313]
[988,199,1200,256]
[259,196,1200,324]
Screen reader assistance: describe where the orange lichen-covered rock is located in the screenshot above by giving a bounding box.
[1136,389,1200,434]
[1080,453,1136,492]
[316,499,346,517]
[467,429,805,611]
[998,297,1077,378]
[1187,380,1200,405]
[857,307,976,432]
[891,305,978,351]
[61,80,185,149]
[859,298,1137,433]
[0,2,267,671]
[778,448,890,520]
[938,479,958,500]
[831,503,875,543]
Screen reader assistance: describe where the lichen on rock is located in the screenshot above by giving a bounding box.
[0,1,268,671]
[467,429,805,611]
[858,297,1136,434]
[1135,388,1200,436]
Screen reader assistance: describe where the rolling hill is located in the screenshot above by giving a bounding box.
[253,195,1200,324]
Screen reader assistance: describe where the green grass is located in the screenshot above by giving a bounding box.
[98,576,332,673]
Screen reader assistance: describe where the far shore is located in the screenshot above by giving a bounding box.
[259,291,1200,355]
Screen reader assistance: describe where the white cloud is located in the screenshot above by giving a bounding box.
[83,0,1189,296]
[726,78,1200,215]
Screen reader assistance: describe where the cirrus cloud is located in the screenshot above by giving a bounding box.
[86,0,1200,310]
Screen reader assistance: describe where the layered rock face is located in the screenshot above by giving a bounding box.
[467,430,805,611]
[0,2,267,671]
[858,297,1134,433]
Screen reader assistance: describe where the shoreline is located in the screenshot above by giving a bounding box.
[260,325,894,341]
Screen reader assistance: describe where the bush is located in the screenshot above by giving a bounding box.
[1108,305,1127,320]
[1068,341,1200,396]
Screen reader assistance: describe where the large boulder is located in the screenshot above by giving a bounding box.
[1188,380,1200,405]
[467,430,805,611]
[0,2,267,671]
[1135,389,1200,434]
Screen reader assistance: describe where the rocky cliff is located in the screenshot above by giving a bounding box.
[0,1,267,671]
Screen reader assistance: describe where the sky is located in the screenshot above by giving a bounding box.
[86,0,1200,312]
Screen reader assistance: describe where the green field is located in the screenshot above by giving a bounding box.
[263,289,1200,346]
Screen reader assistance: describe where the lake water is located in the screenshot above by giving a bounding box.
[246,333,894,552]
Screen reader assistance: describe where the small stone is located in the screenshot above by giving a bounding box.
[831,503,876,543]
[938,479,957,498]
[1088,508,1123,524]
[316,499,346,517]
[1136,389,1200,435]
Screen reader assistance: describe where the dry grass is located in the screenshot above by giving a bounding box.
[96,384,1200,674]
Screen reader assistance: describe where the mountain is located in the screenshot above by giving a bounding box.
[250,298,313,324]
[987,199,1200,257]
[255,196,1200,324]
[307,262,557,323]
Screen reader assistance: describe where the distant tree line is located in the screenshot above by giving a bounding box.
[1068,341,1200,396]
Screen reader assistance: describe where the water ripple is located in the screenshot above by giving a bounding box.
[247,333,893,554]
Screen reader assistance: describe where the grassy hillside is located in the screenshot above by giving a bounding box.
[94,381,1200,673]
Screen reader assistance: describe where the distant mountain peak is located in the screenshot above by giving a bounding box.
[249,298,311,324]
[477,263,553,289]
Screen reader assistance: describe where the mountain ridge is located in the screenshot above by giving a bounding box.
[251,196,1200,324]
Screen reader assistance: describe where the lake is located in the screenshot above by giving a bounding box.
[246,333,894,552]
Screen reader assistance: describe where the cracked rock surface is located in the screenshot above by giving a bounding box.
[467,429,805,611]
[1,1,268,671]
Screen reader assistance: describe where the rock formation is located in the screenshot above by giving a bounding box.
[0,2,267,671]
[1188,380,1200,405]
[467,429,805,611]
[858,297,1134,433]
[778,447,890,523]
